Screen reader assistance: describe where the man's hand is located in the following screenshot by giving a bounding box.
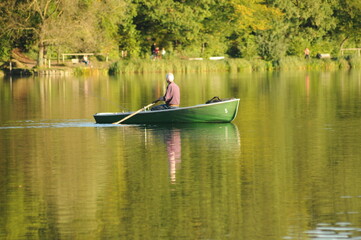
[153,97,164,103]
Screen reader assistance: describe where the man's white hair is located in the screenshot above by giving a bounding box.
[166,73,174,82]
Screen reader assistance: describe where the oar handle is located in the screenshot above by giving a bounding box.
[112,102,156,124]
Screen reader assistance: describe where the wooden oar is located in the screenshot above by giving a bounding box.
[112,102,156,124]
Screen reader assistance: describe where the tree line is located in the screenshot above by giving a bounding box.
[0,0,360,67]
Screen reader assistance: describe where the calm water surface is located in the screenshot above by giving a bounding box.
[1,71,361,239]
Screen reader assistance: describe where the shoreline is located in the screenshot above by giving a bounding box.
[1,56,361,76]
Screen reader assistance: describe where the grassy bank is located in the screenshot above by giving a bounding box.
[108,58,265,74]
[109,56,361,74]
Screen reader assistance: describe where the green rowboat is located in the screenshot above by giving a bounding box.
[94,98,240,124]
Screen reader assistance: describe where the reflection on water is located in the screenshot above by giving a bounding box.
[165,128,182,183]
[304,222,361,239]
[284,194,361,240]
[146,123,241,184]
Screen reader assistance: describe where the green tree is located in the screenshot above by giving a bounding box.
[334,0,361,49]
[268,0,338,57]
[225,0,283,59]
[0,0,78,66]
[118,2,142,58]
[198,0,236,57]
[132,0,204,56]
[69,0,128,57]
[0,0,128,66]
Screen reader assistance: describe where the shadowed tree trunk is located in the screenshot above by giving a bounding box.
[340,36,349,50]
[38,42,45,67]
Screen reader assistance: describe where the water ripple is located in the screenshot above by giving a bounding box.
[0,119,122,129]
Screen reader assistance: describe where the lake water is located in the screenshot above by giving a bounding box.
[1,70,361,239]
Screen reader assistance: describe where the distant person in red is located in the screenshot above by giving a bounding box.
[304,48,310,59]
[154,47,160,59]
[152,73,180,111]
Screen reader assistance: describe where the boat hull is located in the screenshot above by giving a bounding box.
[94,99,239,124]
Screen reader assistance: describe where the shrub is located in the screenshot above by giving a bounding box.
[349,56,361,69]
[226,59,252,72]
[338,58,350,69]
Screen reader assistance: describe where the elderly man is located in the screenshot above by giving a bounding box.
[151,73,180,111]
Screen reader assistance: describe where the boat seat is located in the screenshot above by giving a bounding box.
[206,96,234,104]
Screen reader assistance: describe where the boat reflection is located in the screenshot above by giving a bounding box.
[147,123,241,184]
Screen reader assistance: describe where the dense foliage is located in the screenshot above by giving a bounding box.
[0,0,360,66]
